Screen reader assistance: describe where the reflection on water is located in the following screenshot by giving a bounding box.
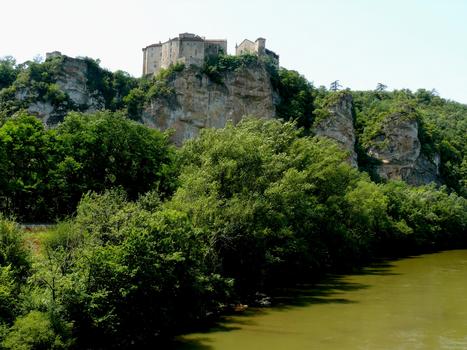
[176,250,467,350]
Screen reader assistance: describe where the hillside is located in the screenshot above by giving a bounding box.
[0,52,466,349]
[0,53,465,195]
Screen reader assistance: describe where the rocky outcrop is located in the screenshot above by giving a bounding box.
[367,113,440,185]
[53,56,104,111]
[313,93,358,167]
[17,54,104,125]
[142,63,278,145]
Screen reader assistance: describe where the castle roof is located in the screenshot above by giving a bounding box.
[238,38,255,47]
[142,42,162,50]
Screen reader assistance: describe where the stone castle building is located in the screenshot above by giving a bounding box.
[142,33,227,76]
[235,37,279,67]
[142,33,279,76]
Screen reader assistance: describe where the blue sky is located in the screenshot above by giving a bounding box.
[1,0,466,103]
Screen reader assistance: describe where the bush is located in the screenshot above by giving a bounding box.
[0,216,30,279]
[2,311,72,350]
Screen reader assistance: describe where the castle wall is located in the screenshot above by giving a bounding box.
[255,38,266,55]
[236,39,255,55]
[205,40,227,57]
[179,40,205,67]
[236,38,279,67]
[143,44,162,76]
[143,34,228,76]
[161,39,180,69]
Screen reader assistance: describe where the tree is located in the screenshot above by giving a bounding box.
[0,57,18,90]
[330,80,342,91]
[0,216,31,325]
[375,83,387,92]
[0,114,53,221]
[173,118,360,292]
[275,68,315,129]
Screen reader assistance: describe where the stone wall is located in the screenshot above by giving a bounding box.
[160,39,180,70]
[142,44,162,76]
[236,39,256,55]
[236,38,279,66]
[205,40,227,56]
[179,40,205,67]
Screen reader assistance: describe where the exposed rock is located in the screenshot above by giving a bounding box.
[313,93,358,167]
[54,56,104,111]
[142,63,278,145]
[367,113,440,185]
[18,55,104,125]
[28,102,55,125]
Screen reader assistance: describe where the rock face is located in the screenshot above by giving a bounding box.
[367,113,440,185]
[53,56,104,111]
[313,93,358,167]
[142,63,278,145]
[18,55,104,125]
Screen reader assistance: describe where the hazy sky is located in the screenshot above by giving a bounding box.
[1,0,466,103]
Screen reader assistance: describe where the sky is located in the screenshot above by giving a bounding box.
[1,0,466,103]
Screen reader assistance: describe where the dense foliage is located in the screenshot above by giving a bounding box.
[0,119,465,348]
[0,111,176,222]
[0,54,466,348]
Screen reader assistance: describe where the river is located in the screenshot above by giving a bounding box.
[176,250,467,350]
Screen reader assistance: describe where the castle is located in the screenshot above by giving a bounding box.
[235,38,279,67]
[142,33,279,76]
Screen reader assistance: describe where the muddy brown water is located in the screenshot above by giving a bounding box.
[176,250,467,350]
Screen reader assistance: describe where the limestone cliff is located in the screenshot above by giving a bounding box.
[12,53,443,186]
[141,63,278,145]
[16,55,104,125]
[367,112,441,185]
[52,56,104,112]
[313,93,358,167]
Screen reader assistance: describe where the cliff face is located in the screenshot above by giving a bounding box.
[141,64,278,145]
[17,56,104,125]
[367,113,440,185]
[313,93,358,167]
[53,57,104,111]
[311,94,440,184]
[15,54,442,186]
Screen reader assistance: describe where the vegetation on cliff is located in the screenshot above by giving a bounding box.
[0,55,138,123]
[350,89,467,195]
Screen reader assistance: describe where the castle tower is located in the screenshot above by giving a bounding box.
[255,38,266,55]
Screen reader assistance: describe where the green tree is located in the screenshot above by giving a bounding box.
[330,80,342,91]
[172,118,360,293]
[0,57,18,91]
[276,68,314,129]
[375,83,387,92]
[0,114,53,221]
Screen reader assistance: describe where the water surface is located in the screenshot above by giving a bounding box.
[177,250,467,350]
